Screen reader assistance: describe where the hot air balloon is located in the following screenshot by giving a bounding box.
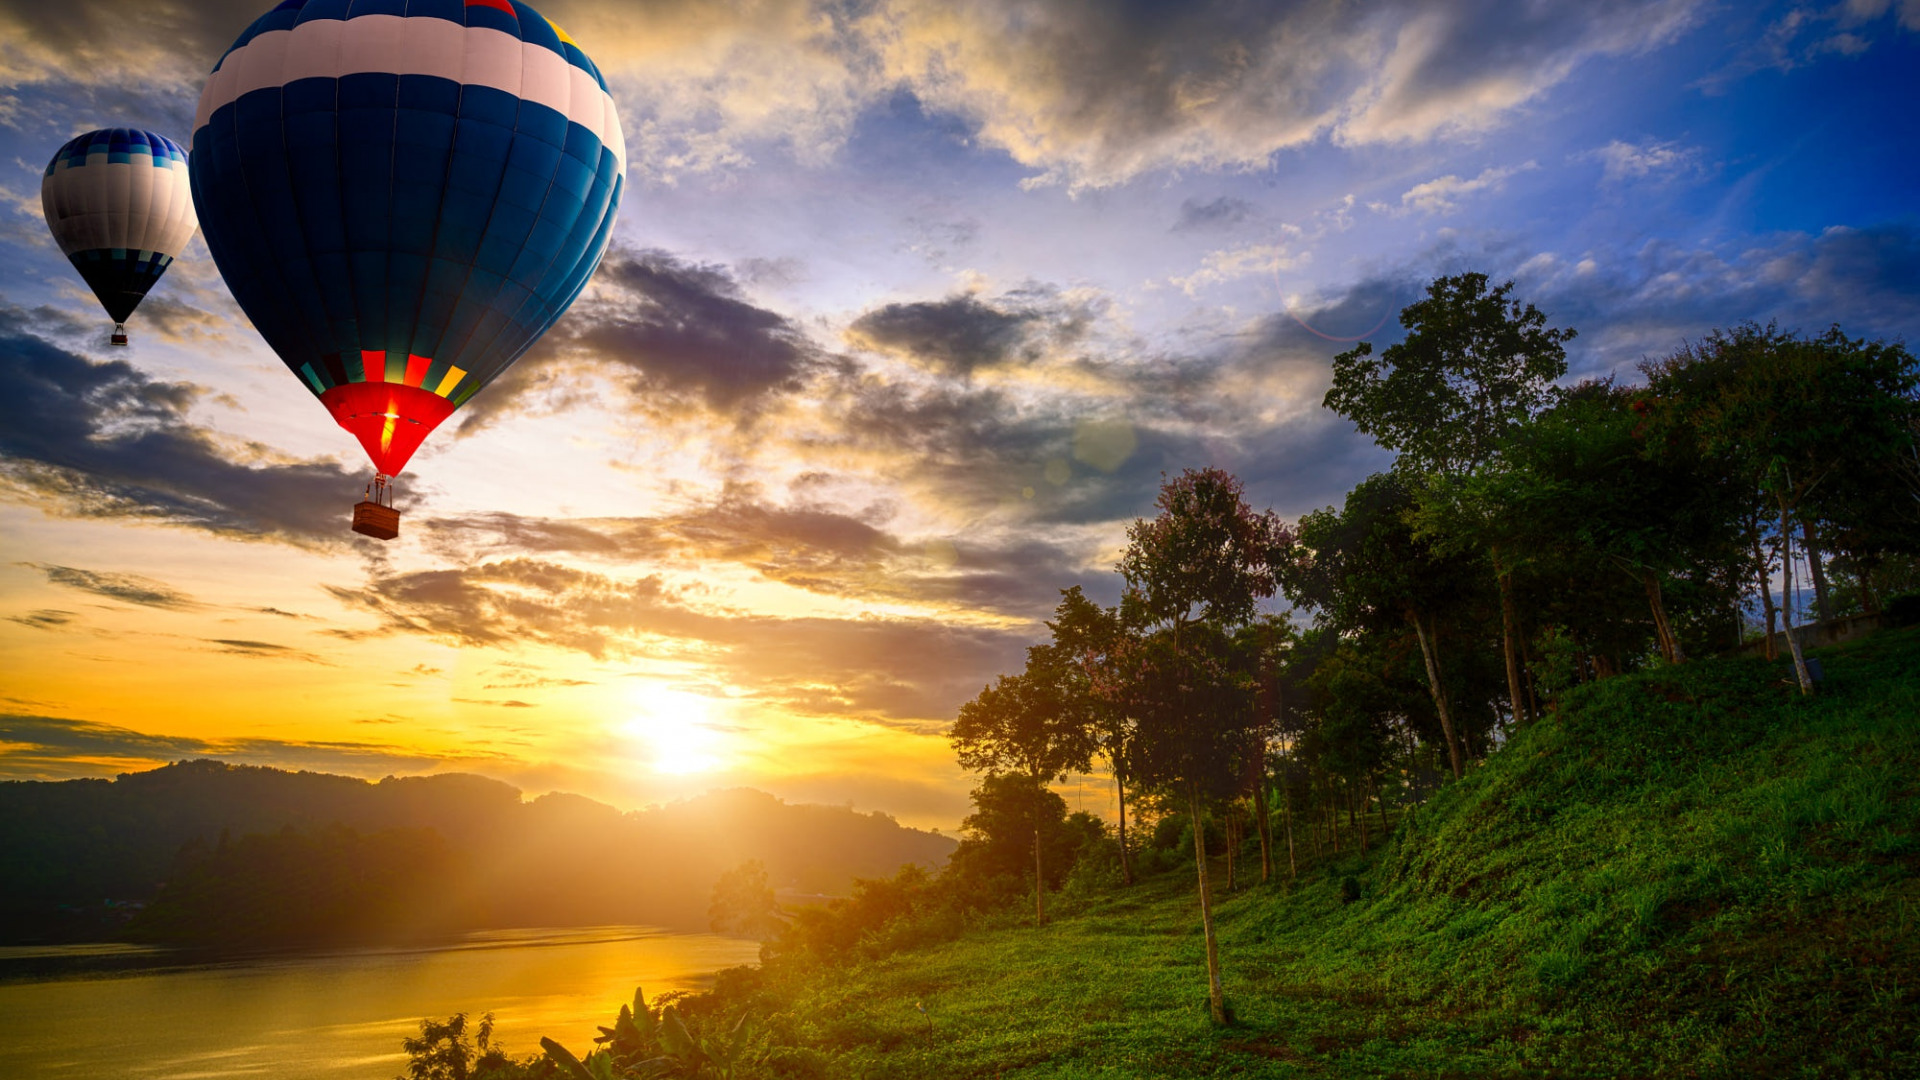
[190,0,625,540]
[41,128,200,347]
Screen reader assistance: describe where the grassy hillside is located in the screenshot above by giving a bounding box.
[674,627,1919,1078]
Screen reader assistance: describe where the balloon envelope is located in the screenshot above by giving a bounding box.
[41,128,199,327]
[190,0,625,477]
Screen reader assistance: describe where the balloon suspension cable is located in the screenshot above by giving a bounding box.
[366,473,395,508]
[109,323,128,347]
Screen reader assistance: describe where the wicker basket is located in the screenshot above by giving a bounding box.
[352,500,400,540]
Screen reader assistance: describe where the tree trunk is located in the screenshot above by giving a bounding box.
[1281,776,1297,880]
[1410,612,1464,778]
[1374,774,1389,838]
[1642,570,1686,664]
[1802,520,1831,624]
[1780,507,1814,696]
[1753,528,1777,661]
[1254,774,1272,885]
[1354,785,1369,852]
[1115,770,1134,887]
[1189,785,1226,1025]
[1033,818,1046,924]
[1491,546,1529,726]
[1225,809,1236,892]
[1328,783,1340,853]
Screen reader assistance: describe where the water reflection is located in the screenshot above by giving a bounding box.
[0,927,760,1080]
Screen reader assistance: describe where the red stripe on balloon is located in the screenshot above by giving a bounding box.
[464,0,517,13]
[320,383,458,477]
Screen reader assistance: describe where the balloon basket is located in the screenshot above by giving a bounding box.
[351,474,400,541]
[109,323,128,347]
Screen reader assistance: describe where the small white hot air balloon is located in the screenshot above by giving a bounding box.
[41,128,199,346]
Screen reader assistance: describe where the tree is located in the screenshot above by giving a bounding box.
[1643,323,1920,693]
[1042,586,1139,884]
[1109,467,1288,1025]
[946,773,1091,893]
[949,665,1095,923]
[708,860,784,940]
[1283,471,1484,777]
[1325,272,1574,726]
[1472,381,1748,667]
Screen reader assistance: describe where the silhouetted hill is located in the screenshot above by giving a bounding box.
[0,762,954,944]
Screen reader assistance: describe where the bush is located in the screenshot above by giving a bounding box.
[1884,591,1920,628]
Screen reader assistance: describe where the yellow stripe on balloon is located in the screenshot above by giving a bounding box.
[433,365,468,397]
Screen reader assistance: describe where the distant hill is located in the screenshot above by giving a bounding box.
[0,762,955,944]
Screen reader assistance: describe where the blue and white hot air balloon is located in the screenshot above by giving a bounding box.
[190,0,625,538]
[41,129,200,346]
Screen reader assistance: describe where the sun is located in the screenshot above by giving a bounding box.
[621,685,730,774]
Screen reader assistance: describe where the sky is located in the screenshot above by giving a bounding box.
[2,0,1917,831]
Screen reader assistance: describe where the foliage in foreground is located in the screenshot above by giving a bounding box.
[421,627,1920,1078]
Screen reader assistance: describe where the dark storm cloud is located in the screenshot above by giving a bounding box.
[846,287,1099,378]
[0,306,365,544]
[458,247,822,430]
[0,713,446,780]
[1173,196,1256,232]
[848,295,1040,377]
[31,564,198,609]
[324,557,1031,723]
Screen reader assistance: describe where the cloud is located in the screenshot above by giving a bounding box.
[1397,162,1538,215]
[1173,196,1257,233]
[31,563,198,609]
[872,0,1703,188]
[3,0,1713,193]
[7,609,75,630]
[0,0,258,96]
[207,638,330,664]
[1696,0,1920,89]
[417,484,1104,620]
[323,556,1030,724]
[846,290,1092,377]
[1170,241,1307,296]
[1408,223,1920,380]
[1337,0,1699,145]
[0,305,366,544]
[1585,138,1704,183]
[0,712,449,780]
[458,247,822,431]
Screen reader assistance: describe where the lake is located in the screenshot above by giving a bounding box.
[0,927,763,1080]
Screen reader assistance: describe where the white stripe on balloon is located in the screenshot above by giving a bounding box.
[194,14,625,178]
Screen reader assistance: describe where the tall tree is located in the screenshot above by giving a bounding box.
[1283,471,1484,777]
[1325,272,1574,726]
[1109,468,1287,1025]
[1043,587,1138,885]
[1472,381,1748,667]
[1643,323,1920,693]
[950,666,1095,923]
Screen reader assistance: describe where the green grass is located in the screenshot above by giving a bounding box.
[702,628,1920,1078]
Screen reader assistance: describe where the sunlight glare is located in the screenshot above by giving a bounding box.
[621,686,730,774]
